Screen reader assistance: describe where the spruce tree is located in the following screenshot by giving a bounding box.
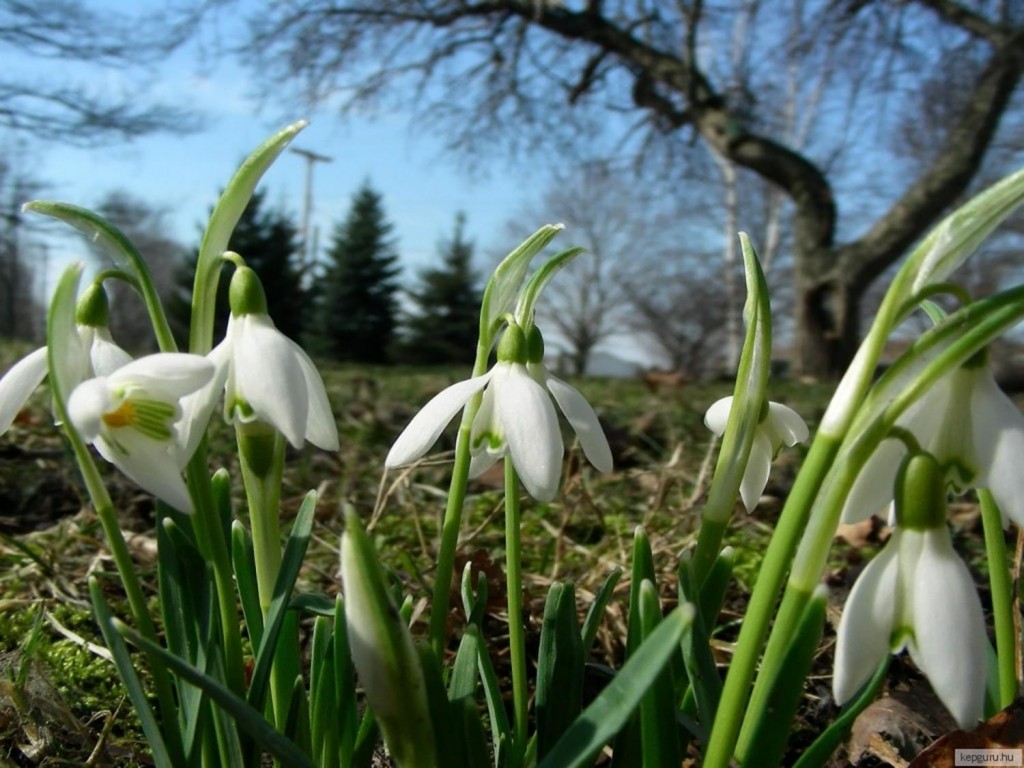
[401,212,481,365]
[309,181,401,363]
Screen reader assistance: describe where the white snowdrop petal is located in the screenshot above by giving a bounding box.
[704,397,734,436]
[232,317,310,448]
[840,438,906,524]
[292,341,339,451]
[0,347,48,434]
[67,377,115,441]
[545,374,613,473]
[767,402,809,446]
[908,529,986,729]
[498,366,563,501]
[833,538,899,705]
[109,353,215,398]
[385,373,492,468]
[99,432,193,514]
[86,328,132,377]
[739,431,773,512]
[970,368,1024,528]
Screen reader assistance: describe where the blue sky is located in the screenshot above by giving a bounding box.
[17,4,545,300]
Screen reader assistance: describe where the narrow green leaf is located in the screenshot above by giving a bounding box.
[247,491,317,713]
[536,582,585,759]
[514,246,586,327]
[612,527,657,768]
[191,120,307,354]
[88,578,178,768]
[118,620,313,767]
[479,224,563,342]
[334,596,358,768]
[678,556,723,728]
[792,656,890,768]
[581,567,622,652]
[449,624,483,702]
[626,527,656,657]
[231,521,264,648]
[638,581,682,768]
[539,605,694,768]
[291,593,340,617]
[475,626,512,765]
[698,548,734,631]
[308,616,334,766]
[22,201,178,351]
[742,588,828,768]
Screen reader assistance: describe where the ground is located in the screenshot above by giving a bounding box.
[0,356,1010,766]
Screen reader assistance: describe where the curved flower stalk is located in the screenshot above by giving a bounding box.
[833,453,986,729]
[386,323,612,501]
[704,396,809,512]
[194,265,339,455]
[68,353,215,514]
[0,282,131,435]
[842,352,1024,526]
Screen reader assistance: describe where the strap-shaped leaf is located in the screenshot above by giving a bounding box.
[540,605,694,768]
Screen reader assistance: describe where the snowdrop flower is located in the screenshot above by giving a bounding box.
[0,284,131,435]
[841,353,1024,526]
[834,453,985,728]
[68,353,215,513]
[202,266,339,452]
[704,396,809,511]
[386,324,612,501]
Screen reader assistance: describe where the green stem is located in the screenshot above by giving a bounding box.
[427,423,474,658]
[237,429,286,612]
[703,435,841,768]
[980,489,1018,708]
[504,457,529,751]
[427,342,490,659]
[236,426,290,730]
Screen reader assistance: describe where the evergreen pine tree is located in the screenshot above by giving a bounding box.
[401,212,481,365]
[309,181,401,363]
[170,189,304,345]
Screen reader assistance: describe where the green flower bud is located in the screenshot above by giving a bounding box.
[526,325,545,364]
[75,282,110,327]
[497,323,528,364]
[894,452,947,530]
[228,266,268,317]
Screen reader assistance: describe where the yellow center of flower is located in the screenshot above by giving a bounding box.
[101,397,177,441]
[102,401,137,429]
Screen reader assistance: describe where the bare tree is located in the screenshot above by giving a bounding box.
[0,0,198,145]
[214,0,1024,376]
[93,191,187,351]
[0,156,42,340]
[509,163,673,375]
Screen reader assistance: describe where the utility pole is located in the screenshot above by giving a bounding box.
[290,147,333,272]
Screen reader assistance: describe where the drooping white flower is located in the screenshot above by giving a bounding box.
[834,452,986,729]
[386,324,612,501]
[198,266,339,453]
[68,353,215,513]
[841,357,1024,526]
[0,284,131,436]
[704,396,809,511]
[833,520,986,727]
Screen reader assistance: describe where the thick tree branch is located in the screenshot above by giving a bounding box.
[838,30,1024,291]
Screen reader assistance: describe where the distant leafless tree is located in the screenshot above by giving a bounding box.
[0,0,198,145]
[93,191,187,351]
[509,163,679,375]
[211,0,1024,376]
[0,157,42,340]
